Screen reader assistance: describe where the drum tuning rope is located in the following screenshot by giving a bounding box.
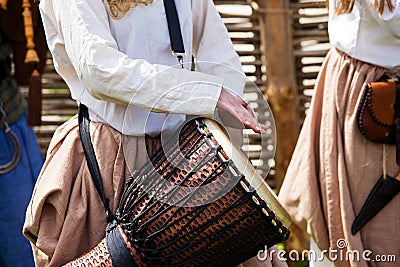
[117,119,289,264]
[66,118,290,266]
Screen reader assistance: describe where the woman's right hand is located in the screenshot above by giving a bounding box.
[216,87,266,134]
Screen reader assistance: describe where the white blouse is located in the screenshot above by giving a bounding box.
[39,0,245,135]
[328,0,400,69]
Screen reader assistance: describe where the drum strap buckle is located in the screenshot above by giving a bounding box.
[164,0,186,69]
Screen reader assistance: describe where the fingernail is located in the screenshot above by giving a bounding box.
[244,120,250,125]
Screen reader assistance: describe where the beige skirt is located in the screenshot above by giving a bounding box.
[23,115,286,267]
[23,116,153,266]
[278,48,400,267]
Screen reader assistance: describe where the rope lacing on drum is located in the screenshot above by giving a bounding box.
[117,118,290,266]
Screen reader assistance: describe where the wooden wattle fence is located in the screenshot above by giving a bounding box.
[290,0,329,122]
[26,0,329,189]
[215,0,329,187]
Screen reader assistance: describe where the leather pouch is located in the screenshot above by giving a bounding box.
[357,80,399,144]
[357,78,400,164]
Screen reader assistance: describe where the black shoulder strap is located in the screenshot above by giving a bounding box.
[78,0,185,220]
[163,0,185,56]
[79,104,114,221]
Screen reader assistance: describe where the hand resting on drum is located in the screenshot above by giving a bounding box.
[217,87,267,134]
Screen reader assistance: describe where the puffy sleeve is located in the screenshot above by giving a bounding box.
[367,0,400,38]
[191,0,246,96]
[39,0,225,117]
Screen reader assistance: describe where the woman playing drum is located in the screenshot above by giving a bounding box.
[23,0,287,266]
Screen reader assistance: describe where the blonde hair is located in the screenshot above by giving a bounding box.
[326,0,394,14]
[107,0,152,18]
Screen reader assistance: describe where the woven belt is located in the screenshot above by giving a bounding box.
[0,76,26,129]
[0,57,9,81]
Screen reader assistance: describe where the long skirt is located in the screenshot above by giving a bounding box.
[23,115,287,267]
[278,47,400,267]
[0,114,43,267]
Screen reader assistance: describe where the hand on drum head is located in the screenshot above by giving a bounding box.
[217,87,267,134]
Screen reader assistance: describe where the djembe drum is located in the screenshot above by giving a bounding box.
[65,117,291,267]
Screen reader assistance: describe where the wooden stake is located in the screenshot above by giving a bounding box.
[0,0,7,10]
[22,0,39,63]
[22,0,42,126]
[256,0,300,190]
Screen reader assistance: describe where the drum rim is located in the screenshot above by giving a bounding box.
[202,118,292,229]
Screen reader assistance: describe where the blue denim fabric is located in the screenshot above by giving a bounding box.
[0,114,43,267]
